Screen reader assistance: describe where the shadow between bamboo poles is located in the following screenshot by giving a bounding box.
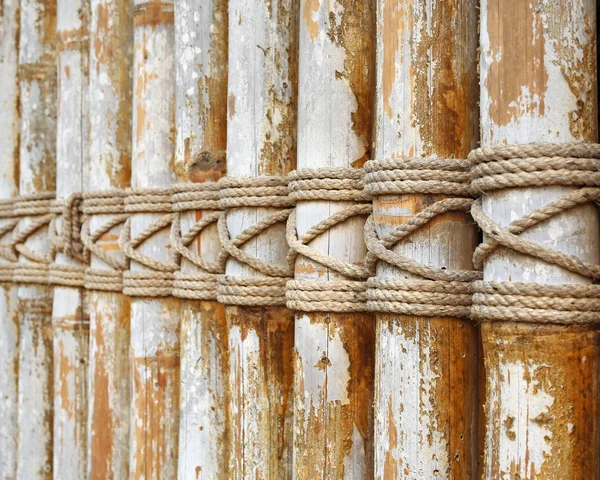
[369,1,480,478]
[225,0,297,477]
[52,2,90,477]
[0,0,21,476]
[293,1,375,477]
[479,0,600,477]
[15,0,57,477]
[86,0,133,477]
[129,2,180,478]
[174,0,230,477]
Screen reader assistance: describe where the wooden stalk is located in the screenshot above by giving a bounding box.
[225,0,297,477]
[0,0,21,477]
[293,0,374,477]
[129,1,180,478]
[86,0,133,478]
[370,1,479,478]
[479,0,599,477]
[52,2,90,477]
[15,0,57,478]
[174,0,229,478]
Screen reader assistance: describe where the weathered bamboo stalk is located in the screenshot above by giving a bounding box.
[52,2,90,477]
[174,1,229,478]
[129,1,180,478]
[370,1,479,478]
[86,0,133,477]
[15,0,57,478]
[293,1,374,477]
[0,1,21,477]
[479,0,599,477]
[225,0,297,477]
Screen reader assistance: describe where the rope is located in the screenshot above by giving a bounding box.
[363,158,479,318]
[468,142,600,325]
[285,168,372,313]
[217,176,293,306]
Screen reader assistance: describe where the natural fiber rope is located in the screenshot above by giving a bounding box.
[0,199,16,283]
[171,182,223,300]
[468,142,600,325]
[217,176,293,306]
[285,168,373,313]
[363,158,480,318]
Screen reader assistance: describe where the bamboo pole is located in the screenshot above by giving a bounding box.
[293,1,374,477]
[174,1,229,478]
[225,0,297,477]
[86,0,133,477]
[0,0,21,477]
[15,0,57,478]
[52,2,90,477]
[369,1,479,478]
[129,1,180,478]
[479,1,599,477]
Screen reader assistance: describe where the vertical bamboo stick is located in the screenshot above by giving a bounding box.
[52,2,89,477]
[174,0,229,478]
[16,0,57,477]
[0,0,21,477]
[370,1,479,478]
[129,1,179,478]
[479,1,599,477]
[225,0,297,477]
[293,1,374,477]
[86,0,133,477]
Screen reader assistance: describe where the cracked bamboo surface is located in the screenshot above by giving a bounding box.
[293,1,375,478]
[174,0,229,478]
[0,0,20,477]
[86,0,133,477]
[15,0,57,477]
[479,1,600,477]
[52,2,90,477]
[128,1,180,478]
[225,0,297,477]
[370,1,479,478]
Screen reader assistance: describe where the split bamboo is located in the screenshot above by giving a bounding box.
[225,0,297,477]
[0,0,21,477]
[15,0,57,478]
[174,1,229,478]
[293,0,374,477]
[479,0,600,477]
[86,0,133,477]
[52,1,90,477]
[129,1,180,478]
[370,1,479,478]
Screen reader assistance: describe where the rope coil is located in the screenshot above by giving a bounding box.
[363,158,479,318]
[285,168,373,313]
[469,142,600,325]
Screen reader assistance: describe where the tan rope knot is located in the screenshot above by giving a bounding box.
[217,176,293,306]
[364,158,479,318]
[171,182,223,300]
[285,167,373,313]
[0,199,16,282]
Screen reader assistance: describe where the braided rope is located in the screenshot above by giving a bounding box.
[468,142,600,325]
[363,158,479,318]
[217,176,293,306]
[285,168,372,313]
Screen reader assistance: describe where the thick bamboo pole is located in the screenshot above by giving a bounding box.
[86,0,133,477]
[370,1,479,478]
[479,1,599,477]
[0,0,21,477]
[293,1,374,477]
[225,0,297,477]
[52,2,90,477]
[15,0,57,478]
[174,1,229,478]
[129,1,179,478]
